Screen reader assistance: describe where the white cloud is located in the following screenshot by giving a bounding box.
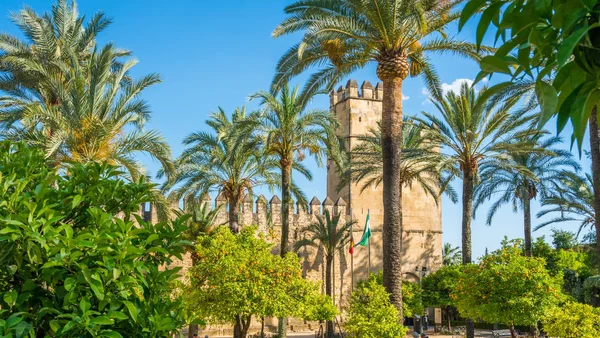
[441,78,474,95]
[402,94,410,101]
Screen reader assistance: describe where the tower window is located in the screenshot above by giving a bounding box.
[359,117,362,122]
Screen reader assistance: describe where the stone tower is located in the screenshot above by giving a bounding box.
[327,79,443,283]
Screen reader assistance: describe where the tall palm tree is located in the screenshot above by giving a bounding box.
[273,0,487,314]
[442,243,461,266]
[294,210,356,338]
[248,85,339,338]
[340,118,457,203]
[0,0,126,123]
[164,107,279,233]
[419,82,533,264]
[419,84,533,338]
[536,171,595,237]
[2,44,172,182]
[249,84,339,257]
[475,132,580,256]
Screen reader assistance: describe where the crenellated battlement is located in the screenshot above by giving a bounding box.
[200,194,351,234]
[329,79,384,106]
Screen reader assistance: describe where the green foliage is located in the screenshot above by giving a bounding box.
[452,241,562,327]
[299,292,338,322]
[552,229,578,250]
[0,142,186,337]
[442,243,462,266]
[186,226,331,332]
[460,0,600,145]
[422,265,462,309]
[584,276,600,307]
[358,272,423,318]
[543,301,600,338]
[345,279,408,338]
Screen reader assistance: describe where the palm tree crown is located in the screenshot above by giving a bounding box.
[272,0,485,97]
[164,107,279,233]
[474,132,580,255]
[442,243,461,266]
[0,0,126,119]
[3,44,172,181]
[340,118,457,203]
[419,82,535,264]
[536,171,595,237]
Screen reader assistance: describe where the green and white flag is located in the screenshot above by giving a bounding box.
[356,210,371,247]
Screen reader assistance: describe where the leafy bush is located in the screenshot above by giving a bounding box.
[543,302,600,338]
[345,278,408,338]
[0,142,186,337]
[584,276,600,307]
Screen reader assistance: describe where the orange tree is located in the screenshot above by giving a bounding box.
[452,240,562,338]
[421,265,463,331]
[185,226,335,338]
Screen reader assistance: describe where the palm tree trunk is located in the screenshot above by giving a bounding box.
[462,168,475,338]
[590,106,600,270]
[279,161,292,338]
[325,254,334,338]
[280,161,292,256]
[524,197,532,257]
[229,199,240,234]
[381,76,404,319]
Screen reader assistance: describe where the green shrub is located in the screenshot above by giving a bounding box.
[584,276,600,307]
[358,271,422,317]
[0,142,186,337]
[543,302,600,338]
[345,279,408,338]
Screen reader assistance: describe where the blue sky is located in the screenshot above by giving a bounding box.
[0,0,592,259]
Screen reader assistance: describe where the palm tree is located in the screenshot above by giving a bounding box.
[419,82,533,264]
[273,0,488,314]
[294,210,356,338]
[418,83,533,338]
[2,44,172,182]
[0,0,126,124]
[475,132,580,256]
[536,172,595,237]
[442,243,461,266]
[340,118,457,204]
[248,85,339,338]
[177,198,225,337]
[249,85,339,257]
[164,107,279,233]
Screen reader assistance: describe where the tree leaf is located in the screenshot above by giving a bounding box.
[536,80,558,128]
[72,195,83,208]
[557,24,598,67]
[90,316,114,325]
[123,301,138,323]
[480,55,512,75]
[459,0,488,30]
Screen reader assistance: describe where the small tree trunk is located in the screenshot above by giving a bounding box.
[278,162,292,338]
[509,323,517,338]
[443,307,451,331]
[589,106,600,270]
[229,199,240,234]
[325,255,334,338]
[381,76,405,319]
[261,316,265,338]
[524,197,532,257]
[234,315,251,338]
[462,168,475,338]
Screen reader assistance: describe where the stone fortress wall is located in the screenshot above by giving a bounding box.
[143,79,444,336]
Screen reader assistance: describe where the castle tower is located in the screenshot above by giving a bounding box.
[327,79,443,283]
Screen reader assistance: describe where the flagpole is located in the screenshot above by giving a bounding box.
[350,208,354,292]
[368,209,371,275]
